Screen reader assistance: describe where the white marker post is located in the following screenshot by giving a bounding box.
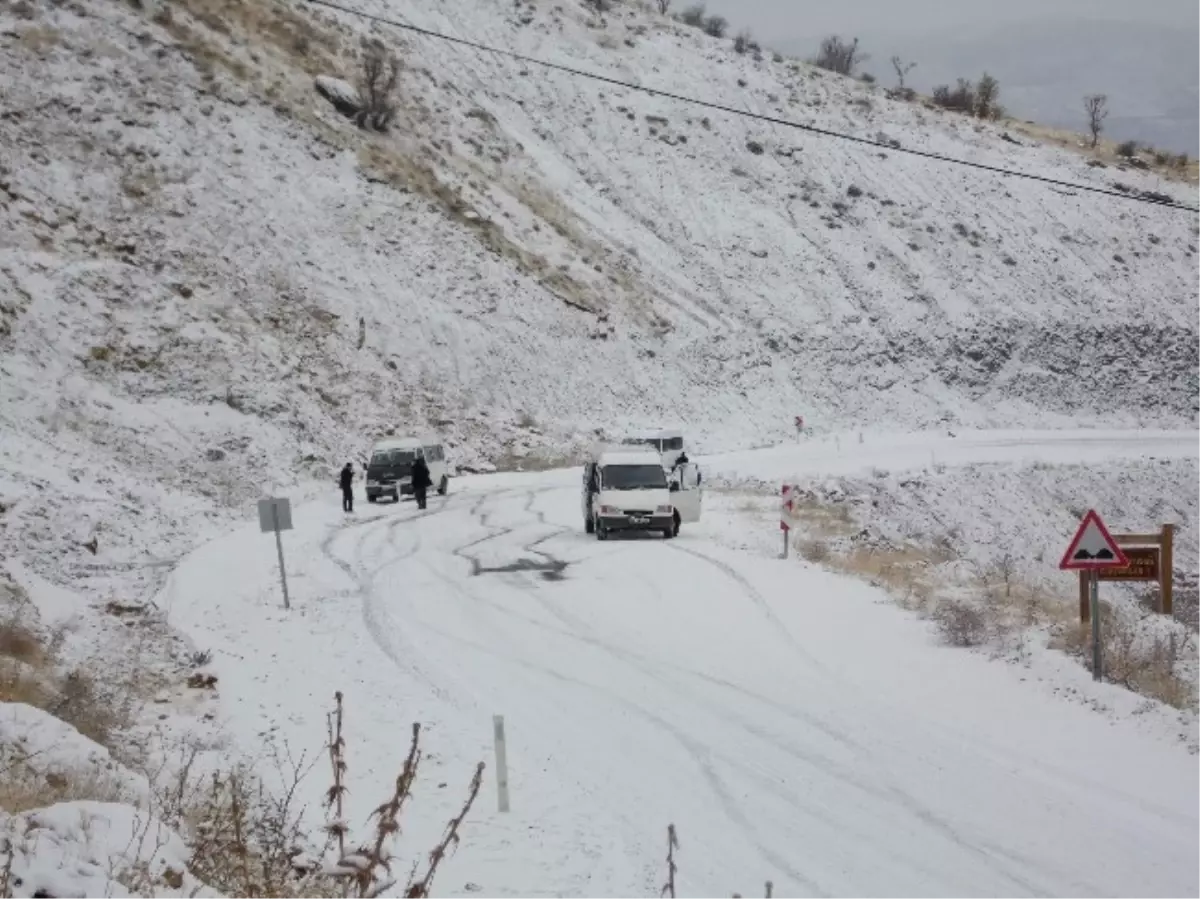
[492,714,510,813]
[257,497,294,610]
[1058,509,1128,682]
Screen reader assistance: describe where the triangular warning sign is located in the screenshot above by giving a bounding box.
[1059,509,1129,571]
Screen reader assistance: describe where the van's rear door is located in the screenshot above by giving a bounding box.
[673,463,703,523]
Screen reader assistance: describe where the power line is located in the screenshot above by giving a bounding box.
[302,0,1199,215]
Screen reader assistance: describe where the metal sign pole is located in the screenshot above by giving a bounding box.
[1089,570,1101,682]
[272,504,291,610]
[782,530,789,559]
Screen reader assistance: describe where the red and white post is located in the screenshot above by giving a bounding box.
[781,484,794,558]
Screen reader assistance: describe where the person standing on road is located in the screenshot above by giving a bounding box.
[410,454,432,510]
[339,462,355,513]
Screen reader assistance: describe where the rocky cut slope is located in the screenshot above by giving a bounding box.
[0,0,1197,595]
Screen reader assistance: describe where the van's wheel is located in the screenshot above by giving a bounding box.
[585,515,594,534]
[368,495,377,504]
[595,519,608,541]
[437,476,448,496]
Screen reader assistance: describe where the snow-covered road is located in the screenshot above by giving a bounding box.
[163,430,1198,897]
[701,427,1200,481]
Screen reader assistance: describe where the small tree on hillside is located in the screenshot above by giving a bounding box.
[975,72,1001,119]
[932,78,975,114]
[702,14,727,37]
[678,2,705,26]
[1083,94,1109,148]
[891,55,916,89]
[357,39,400,132]
[813,35,865,76]
[655,0,670,13]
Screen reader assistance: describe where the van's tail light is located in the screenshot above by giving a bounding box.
[599,505,619,515]
[655,505,673,515]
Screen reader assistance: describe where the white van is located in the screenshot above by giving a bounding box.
[365,436,450,503]
[581,448,701,540]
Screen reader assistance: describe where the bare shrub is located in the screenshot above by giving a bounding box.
[157,693,487,898]
[974,72,1000,119]
[733,30,759,55]
[356,39,400,132]
[701,14,727,38]
[799,539,831,563]
[655,0,670,12]
[49,667,139,763]
[188,649,213,668]
[678,3,705,26]
[932,78,976,115]
[0,621,42,668]
[891,56,915,90]
[813,35,864,76]
[1115,139,1138,158]
[934,599,988,647]
[584,0,612,11]
[1083,94,1108,148]
[0,743,134,814]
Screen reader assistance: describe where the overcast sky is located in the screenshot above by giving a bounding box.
[697,0,1198,41]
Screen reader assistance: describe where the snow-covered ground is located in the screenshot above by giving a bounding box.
[2,0,1199,891]
[162,444,1199,897]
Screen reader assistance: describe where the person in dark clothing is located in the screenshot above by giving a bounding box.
[410,455,432,510]
[339,463,355,512]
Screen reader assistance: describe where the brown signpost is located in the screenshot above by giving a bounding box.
[1077,524,1174,624]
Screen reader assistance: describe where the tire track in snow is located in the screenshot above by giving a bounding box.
[661,540,836,678]
[318,493,459,701]
[424,490,1038,894]
[503,492,1063,894]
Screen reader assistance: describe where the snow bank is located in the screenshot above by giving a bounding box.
[0,702,151,803]
[0,801,212,898]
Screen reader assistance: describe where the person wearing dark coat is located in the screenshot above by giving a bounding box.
[410,455,432,510]
[339,462,355,512]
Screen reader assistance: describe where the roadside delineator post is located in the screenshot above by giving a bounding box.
[493,714,510,813]
[780,485,795,559]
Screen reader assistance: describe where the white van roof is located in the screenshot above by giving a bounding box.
[596,449,664,467]
[372,435,439,451]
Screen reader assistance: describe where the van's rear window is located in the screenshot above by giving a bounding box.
[371,450,417,466]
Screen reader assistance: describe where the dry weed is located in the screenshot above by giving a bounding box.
[152,693,486,898]
[798,539,831,564]
[0,622,42,668]
[0,749,133,814]
[1051,604,1196,710]
[658,823,774,899]
[832,545,939,613]
[933,599,988,647]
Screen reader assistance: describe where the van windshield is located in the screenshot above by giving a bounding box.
[370,449,417,468]
[601,464,667,490]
